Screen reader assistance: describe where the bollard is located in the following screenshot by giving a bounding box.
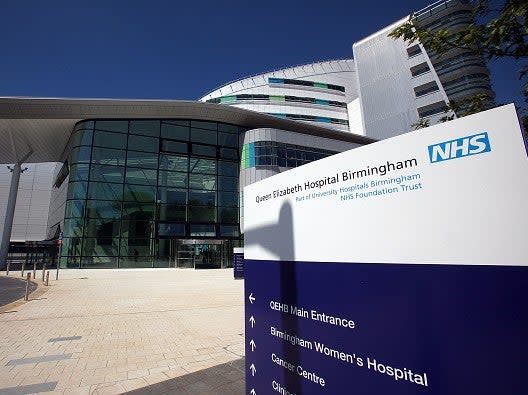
[24,272,31,301]
[6,261,9,276]
[32,254,36,279]
[42,261,46,282]
[45,271,50,286]
[56,242,62,281]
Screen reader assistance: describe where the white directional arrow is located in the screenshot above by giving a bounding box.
[250,339,256,352]
[249,316,255,328]
[248,293,255,304]
[250,389,256,395]
[250,363,256,376]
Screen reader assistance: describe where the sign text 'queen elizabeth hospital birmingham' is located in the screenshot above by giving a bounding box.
[243,104,528,395]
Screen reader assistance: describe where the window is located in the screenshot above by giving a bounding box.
[126,151,158,169]
[157,223,186,237]
[220,225,239,237]
[157,187,187,204]
[410,62,430,77]
[122,203,155,221]
[189,173,216,190]
[93,131,127,149]
[218,161,238,176]
[189,190,215,206]
[161,122,189,140]
[268,113,349,126]
[82,238,120,257]
[218,176,237,191]
[69,164,89,182]
[129,120,159,136]
[218,207,238,223]
[218,124,239,134]
[128,135,159,152]
[161,140,188,154]
[94,120,128,133]
[88,182,123,201]
[407,45,422,57]
[242,141,338,169]
[190,224,215,237]
[92,147,126,166]
[159,154,188,172]
[218,133,238,147]
[220,147,238,160]
[121,220,154,239]
[123,184,156,202]
[414,82,439,97]
[157,205,186,221]
[71,130,93,147]
[86,200,122,219]
[64,118,242,268]
[189,206,216,222]
[64,218,84,237]
[65,200,85,218]
[192,144,216,157]
[218,191,238,207]
[191,128,217,145]
[190,158,216,174]
[418,101,448,118]
[157,171,188,188]
[84,218,120,238]
[67,181,88,200]
[269,78,345,92]
[125,168,157,186]
[90,165,125,184]
[191,120,217,130]
[70,146,92,164]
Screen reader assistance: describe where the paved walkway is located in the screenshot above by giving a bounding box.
[0,269,245,394]
[0,276,37,307]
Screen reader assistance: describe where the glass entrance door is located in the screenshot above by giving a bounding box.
[193,244,221,269]
[171,239,224,269]
[174,242,194,268]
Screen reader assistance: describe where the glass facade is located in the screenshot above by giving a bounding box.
[62,119,243,269]
[241,141,338,169]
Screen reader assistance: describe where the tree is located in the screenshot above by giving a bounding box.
[390,0,527,129]
[411,118,430,130]
[439,93,493,122]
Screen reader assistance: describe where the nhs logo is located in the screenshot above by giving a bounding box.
[428,132,491,163]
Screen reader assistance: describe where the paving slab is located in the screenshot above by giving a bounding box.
[0,269,245,394]
[0,276,37,307]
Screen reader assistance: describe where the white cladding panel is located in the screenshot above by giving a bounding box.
[0,162,56,241]
[200,60,358,133]
[347,98,364,135]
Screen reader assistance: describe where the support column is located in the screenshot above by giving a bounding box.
[0,164,23,271]
[0,144,32,271]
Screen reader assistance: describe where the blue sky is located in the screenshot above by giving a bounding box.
[0,0,523,107]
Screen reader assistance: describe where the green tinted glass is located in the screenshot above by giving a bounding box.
[129,120,160,136]
[85,200,122,219]
[90,165,125,184]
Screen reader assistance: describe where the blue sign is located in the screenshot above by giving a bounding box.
[234,250,244,279]
[245,259,527,394]
[428,132,491,163]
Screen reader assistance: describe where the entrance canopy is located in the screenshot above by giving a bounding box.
[0,97,375,163]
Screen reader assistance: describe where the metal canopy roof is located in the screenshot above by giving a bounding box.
[0,97,375,163]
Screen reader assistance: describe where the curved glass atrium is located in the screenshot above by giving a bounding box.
[62,119,243,269]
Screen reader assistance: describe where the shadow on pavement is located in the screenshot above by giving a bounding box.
[126,358,245,395]
[0,276,37,307]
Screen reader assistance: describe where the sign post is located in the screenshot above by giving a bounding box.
[243,105,528,394]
